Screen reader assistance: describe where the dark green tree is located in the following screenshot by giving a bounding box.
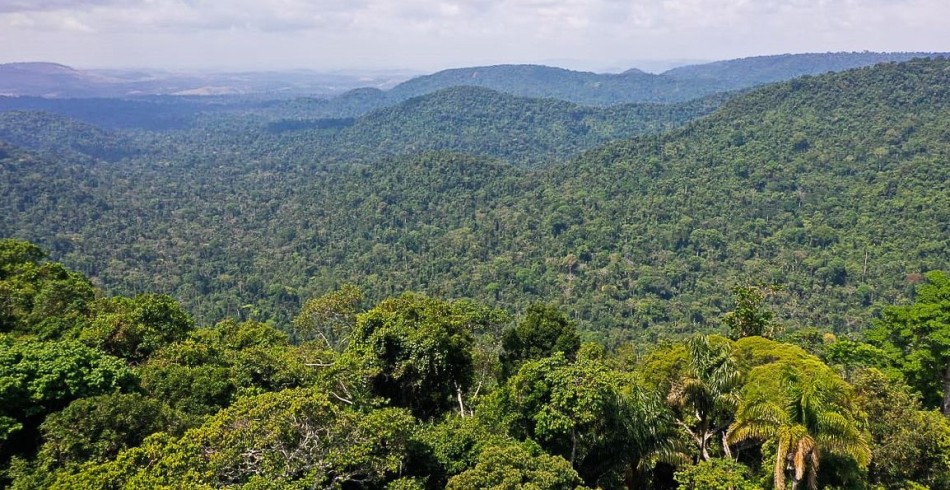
[500,303,581,379]
[852,368,950,489]
[666,335,743,462]
[38,393,181,468]
[346,293,477,419]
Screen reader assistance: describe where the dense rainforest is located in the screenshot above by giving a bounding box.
[1,51,949,489]
[1,239,949,489]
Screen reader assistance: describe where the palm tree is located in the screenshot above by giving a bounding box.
[667,335,743,461]
[727,364,871,489]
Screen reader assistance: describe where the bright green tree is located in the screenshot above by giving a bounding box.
[674,458,761,490]
[728,361,870,490]
[723,286,776,340]
[81,293,194,364]
[867,271,950,414]
[0,337,136,457]
[0,239,95,339]
[490,353,673,487]
[38,392,181,468]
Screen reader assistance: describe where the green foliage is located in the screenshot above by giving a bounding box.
[5,59,948,342]
[852,368,950,489]
[0,54,949,490]
[665,335,743,462]
[38,392,181,468]
[294,86,721,167]
[0,239,946,489]
[0,239,95,339]
[50,388,418,489]
[414,415,512,483]
[500,303,580,379]
[138,319,320,417]
[81,293,195,364]
[728,341,871,490]
[347,293,480,419]
[445,443,588,490]
[723,286,775,340]
[673,458,761,490]
[0,337,136,455]
[489,353,672,486]
[293,283,362,349]
[823,338,894,377]
[867,271,950,412]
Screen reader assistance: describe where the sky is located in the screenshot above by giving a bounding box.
[0,0,947,73]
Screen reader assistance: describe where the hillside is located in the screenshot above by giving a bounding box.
[0,111,145,161]
[1,58,947,342]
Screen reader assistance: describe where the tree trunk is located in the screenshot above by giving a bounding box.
[700,431,711,461]
[722,432,734,460]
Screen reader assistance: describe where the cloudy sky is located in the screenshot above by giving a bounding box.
[0,0,947,72]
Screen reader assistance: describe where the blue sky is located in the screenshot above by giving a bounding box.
[0,0,947,72]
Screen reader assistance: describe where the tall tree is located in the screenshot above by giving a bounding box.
[293,284,363,349]
[489,353,674,487]
[666,335,743,462]
[723,286,775,340]
[727,362,871,490]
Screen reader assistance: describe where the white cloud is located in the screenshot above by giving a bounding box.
[0,0,945,70]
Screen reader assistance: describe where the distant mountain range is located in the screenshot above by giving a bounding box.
[373,51,950,105]
[0,62,416,98]
[1,52,945,102]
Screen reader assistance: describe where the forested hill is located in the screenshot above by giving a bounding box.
[263,86,727,167]
[0,58,948,344]
[538,57,950,337]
